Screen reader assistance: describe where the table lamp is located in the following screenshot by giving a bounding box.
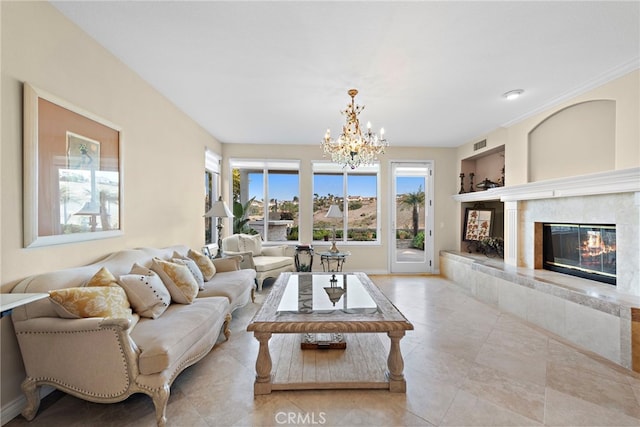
[204,196,233,258]
[325,204,343,253]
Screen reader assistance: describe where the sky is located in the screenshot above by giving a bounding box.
[249,173,425,201]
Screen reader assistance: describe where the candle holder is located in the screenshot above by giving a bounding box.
[468,172,475,192]
[458,173,465,194]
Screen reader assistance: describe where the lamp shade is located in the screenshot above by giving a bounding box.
[204,197,233,218]
[325,204,343,219]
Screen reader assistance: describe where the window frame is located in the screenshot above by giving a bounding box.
[312,161,381,246]
[204,149,221,245]
[229,159,301,244]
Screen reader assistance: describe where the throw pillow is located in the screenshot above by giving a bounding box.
[118,264,171,319]
[238,234,262,256]
[187,249,216,281]
[85,266,118,287]
[151,258,199,304]
[171,253,205,290]
[49,287,134,322]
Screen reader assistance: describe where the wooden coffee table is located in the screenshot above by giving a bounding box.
[246,272,413,395]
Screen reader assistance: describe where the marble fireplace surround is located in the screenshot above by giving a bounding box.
[446,167,640,370]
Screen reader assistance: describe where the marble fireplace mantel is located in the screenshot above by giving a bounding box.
[453,167,640,294]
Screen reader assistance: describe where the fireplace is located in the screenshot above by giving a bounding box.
[542,223,616,285]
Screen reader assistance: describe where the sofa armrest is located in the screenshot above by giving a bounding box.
[212,256,241,272]
[261,245,289,257]
[13,317,140,396]
[222,250,255,269]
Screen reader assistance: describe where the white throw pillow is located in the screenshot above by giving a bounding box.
[238,234,262,256]
[118,264,171,319]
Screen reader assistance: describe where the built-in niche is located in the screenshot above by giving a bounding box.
[459,145,504,193]
[460,201,504,255]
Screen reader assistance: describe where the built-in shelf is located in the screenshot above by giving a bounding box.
[459,145,505,194]
[453,167,640,203]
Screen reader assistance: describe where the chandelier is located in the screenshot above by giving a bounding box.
[322,89,388,169]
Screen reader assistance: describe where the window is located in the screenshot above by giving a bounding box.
[312,162,379,244]
[230,159,300,242]
[204,150,221,245]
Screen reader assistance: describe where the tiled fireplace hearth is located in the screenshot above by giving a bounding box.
[445,167,640,371]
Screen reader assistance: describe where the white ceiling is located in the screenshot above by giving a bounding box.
[51,1,640,148]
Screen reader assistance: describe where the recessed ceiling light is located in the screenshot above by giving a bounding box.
[503,89,524,100]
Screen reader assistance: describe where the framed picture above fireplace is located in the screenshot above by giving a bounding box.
[463,207,494,241]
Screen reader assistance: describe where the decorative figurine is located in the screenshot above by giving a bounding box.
[459,173,465,194]
[468,172,475,192]
[476,178,499,190]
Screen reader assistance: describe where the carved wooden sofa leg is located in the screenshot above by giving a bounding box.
[20,377,40,421]
[223,313,232,341]
[152,384,170,427]
[251,287,255,303]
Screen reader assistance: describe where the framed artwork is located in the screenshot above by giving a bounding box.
[23,83,123,247]
[463,208,494,241]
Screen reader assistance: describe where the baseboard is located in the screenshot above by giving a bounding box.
[1,386,54,426]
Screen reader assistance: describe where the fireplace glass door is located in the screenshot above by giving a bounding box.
[543,223,616,285]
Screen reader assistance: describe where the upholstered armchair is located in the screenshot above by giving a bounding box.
[221,233,294,291]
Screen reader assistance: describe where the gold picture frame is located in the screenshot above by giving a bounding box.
[23,83,123,247]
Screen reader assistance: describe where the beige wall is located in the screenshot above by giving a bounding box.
[528,100,616,182]
[1,2,220,416]
[221,144,458,273]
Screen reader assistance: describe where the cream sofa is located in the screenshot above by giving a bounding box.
[221,233,295,291]
[10,245,255,427]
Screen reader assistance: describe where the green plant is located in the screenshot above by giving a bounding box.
[287,226,298,241]
[233,197,258,234]
[397,230,410,239]
[480,236,504,257]
[399,187,425,238]
[412,231,425,250]
[348,200,362,210]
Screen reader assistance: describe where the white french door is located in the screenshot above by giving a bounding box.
[390,161,433,273]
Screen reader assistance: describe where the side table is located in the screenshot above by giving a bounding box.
[294,245,314,272]
[1,293,49,318]
[318,251,350,272]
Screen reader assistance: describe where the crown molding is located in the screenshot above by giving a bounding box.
[501,58,640,128]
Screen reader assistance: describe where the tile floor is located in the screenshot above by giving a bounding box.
[6,275,640,426]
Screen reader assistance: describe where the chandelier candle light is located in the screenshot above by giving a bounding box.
[322,89,388,169]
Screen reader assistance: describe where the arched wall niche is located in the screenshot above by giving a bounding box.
[527,100,616,182]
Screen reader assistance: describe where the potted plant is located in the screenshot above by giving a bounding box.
[480,236,504,258]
